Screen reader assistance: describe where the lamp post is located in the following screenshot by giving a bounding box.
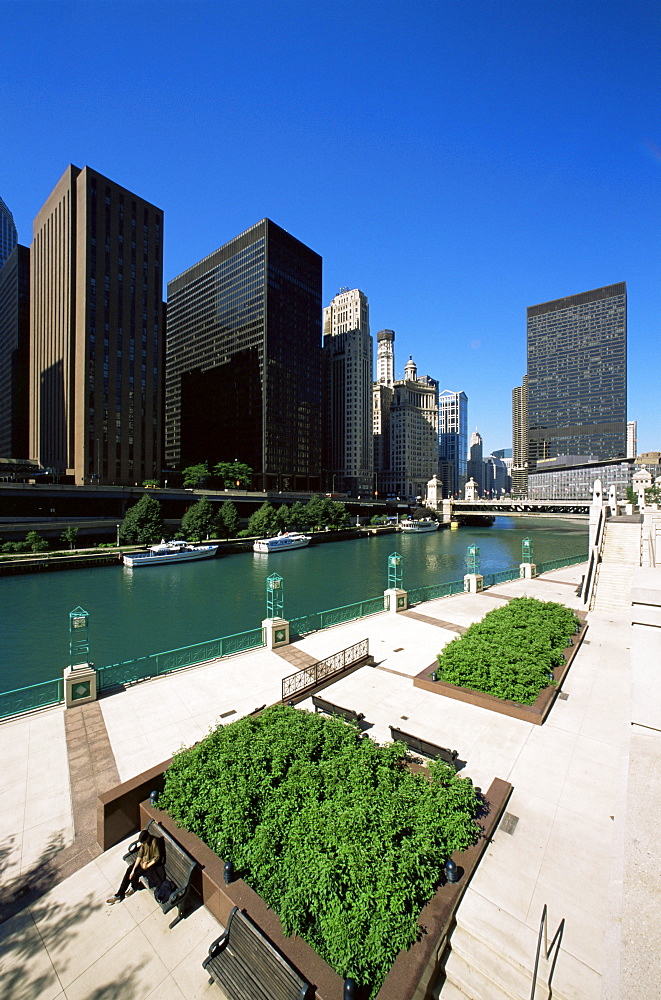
[266,573,284,620]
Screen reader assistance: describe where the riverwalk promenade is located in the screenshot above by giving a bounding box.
[0,559,658,1000]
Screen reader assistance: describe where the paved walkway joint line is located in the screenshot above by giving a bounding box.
[402,610,468,633]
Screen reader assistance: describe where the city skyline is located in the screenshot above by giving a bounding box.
[2,1,658,456]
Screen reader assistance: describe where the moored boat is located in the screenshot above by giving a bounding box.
[123,539,218,567]
[253,532,311,553]
[399,519,439,533]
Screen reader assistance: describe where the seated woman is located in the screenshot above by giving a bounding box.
[106,829,163,904]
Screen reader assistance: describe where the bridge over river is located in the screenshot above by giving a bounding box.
[445,498,589,518]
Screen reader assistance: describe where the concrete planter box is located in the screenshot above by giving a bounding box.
[99,764,511,1000]
[414,614,588,725]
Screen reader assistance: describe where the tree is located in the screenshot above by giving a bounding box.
[213,461,253,489]
[275,504,291,531]
[181,497,217,541]
[25,531,49,552]
[247,502,278,537]
[60,526,78,550]
[645,485,661,505]
[218,500,239,539]
[120,495,164,544]
[182,462,210,488]
[626,486,637,505]
[288,501,307,529]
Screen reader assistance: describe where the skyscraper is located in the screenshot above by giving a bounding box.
[526,283,627,469]
[438,389,468,497]
[166,219,322,491]
[627,420,637,459]
[512,375,528,496]
[0,245,30,457]
[466,428,484,494]
[323,288,373,496]
[30,165,164,484]
[0,197,18,271]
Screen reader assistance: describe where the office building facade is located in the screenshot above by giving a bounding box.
[512,375,528,496]
[438,389,467,497]
[0,197,18,271]
[526,283,627,469]
[466,428,484,494]
[322,288,373,496]
[0,245,30,458]
[30,165,164,484]
[166,219,322,492]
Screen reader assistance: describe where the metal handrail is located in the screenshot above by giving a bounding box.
[530,904,565,1000]
[584,504,606,607]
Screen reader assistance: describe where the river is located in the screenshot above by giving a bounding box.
[0,516,587,693]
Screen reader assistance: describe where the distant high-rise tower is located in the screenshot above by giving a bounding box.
[512,375,528,496]
[438,389,468,497]
[467,428,484,494]
[0,197,18,270]
[323,288,373,496]
[166,219,322,491]
[526,284,627,469]
[376,329,395,386]
[627,420,637,459]
[0,245,30,457]
[30,165,164,484]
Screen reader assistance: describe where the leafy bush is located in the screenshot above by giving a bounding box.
[435,596,580,704]
[159,705,480,994]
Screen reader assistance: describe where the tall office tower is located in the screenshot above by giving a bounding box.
[526,283,627,469]
[512,375,528,496]
[438,389,468,497]
[376,329,395,386]
[0,197,18,270]
[466,428,484,494]
[627,420,637,459]
[30,165,164,484]
[0,245,30,457]
[376,356,438,500]
[322,288,373,496]
[166,219,322,491]
[484,453,508,496]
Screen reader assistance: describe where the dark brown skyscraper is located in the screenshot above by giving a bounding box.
[0,244,30,458]
[30,165,164,484]
[166,219,322,491]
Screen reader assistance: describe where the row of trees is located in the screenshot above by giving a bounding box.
[182,461,253,489]
[246,496,350,537]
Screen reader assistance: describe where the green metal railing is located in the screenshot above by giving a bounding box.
[482,566,521,588]
[0,677,64,720]
[537,552,588,574]
[407,578,465,606]
[289,596,387,640]
[96,627,265,692]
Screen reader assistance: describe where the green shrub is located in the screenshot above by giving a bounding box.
[435,596,579,704]
[159,705,480,994]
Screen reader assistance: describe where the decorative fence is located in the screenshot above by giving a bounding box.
[282,639,370,702]
[289,596,387,640]
[0,677,64,720]
[96,627,265,693]
[407,579,465,606]
[482,566,521,588]
[537,552,588,574]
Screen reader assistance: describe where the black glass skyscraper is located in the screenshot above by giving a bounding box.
[526,283,627,468]
[166,219,322,491]
[0,197,18,271]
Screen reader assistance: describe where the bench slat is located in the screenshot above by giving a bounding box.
[389,725,458,767]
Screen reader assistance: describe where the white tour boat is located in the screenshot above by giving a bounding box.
[253,531,311,553]
[399,519,439,533]
[123,539,219,567]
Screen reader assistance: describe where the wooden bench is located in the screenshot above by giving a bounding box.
[203,905,312,1000]
[389,725,459,768]
[124,819,197,928]
[312,694,364,724]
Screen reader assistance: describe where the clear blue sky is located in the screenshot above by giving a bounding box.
[2,0,659,456]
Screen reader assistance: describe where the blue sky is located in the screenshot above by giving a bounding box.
[2,0,658,456]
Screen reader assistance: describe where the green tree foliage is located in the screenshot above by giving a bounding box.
[25,531,48,552]
[159,706,480,995]
[213,461,252,489]
[247,502,278,537]
[119,495,164,544]
[182,462,210,488]
[435,596,580,704]
[626,486,638,505]
[60,526,78,550]
[142,479,159,488]
[645,485,661,504]
[288,501,307,528]
[303,496,350,530]
[181,496,217,541]
[218,500,239,538]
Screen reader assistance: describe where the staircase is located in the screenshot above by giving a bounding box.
[590,520,641,614]
[436,893,590,1000]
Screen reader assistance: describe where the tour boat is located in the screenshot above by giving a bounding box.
[399,519,439,533]
[253,532,311,553]
[123,539,218,567]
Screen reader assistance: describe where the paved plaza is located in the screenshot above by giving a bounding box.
[0,562,658,1000]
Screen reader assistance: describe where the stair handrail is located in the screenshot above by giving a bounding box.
[583,503,607,606]
[530,903,565,1000]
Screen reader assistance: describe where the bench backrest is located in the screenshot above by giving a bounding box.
[389,726,458,765]
[312,695,363,722]
[226,907,311,999]
[147,820,196,888]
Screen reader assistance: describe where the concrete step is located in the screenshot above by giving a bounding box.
[443,927,550,1000]
[434,975,475,1000]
